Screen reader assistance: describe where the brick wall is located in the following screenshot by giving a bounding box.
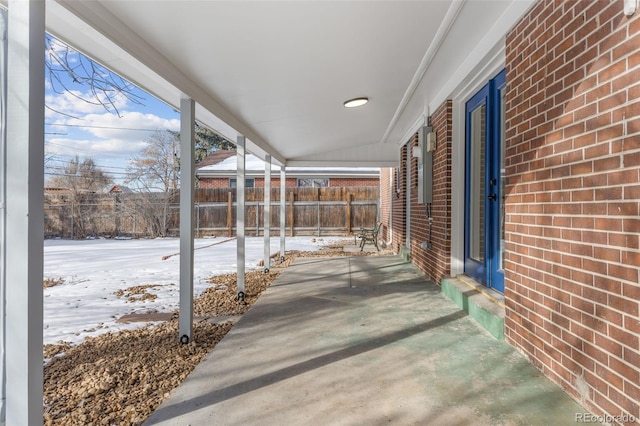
[504,0,640,421]
[198,177,377,188]
[198,177,297,188]
[197,178,229,189]
[329,177,379,187]
[407,101,453,282]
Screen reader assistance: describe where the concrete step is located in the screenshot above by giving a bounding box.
[441,276,505,340]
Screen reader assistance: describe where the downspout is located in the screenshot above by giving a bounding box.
[405,142,411,254]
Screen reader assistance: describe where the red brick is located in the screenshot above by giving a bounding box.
[593,246,620,262]
[595,186,622,200]
[609,357,640,384]
[622,250,640,267]
[594,217,622,231]
[609,323,639,348]
[593,154,620,171]
[609,232,639,248]
[625,316,640,334]
[608,202,639,216]
[595,304,623,326]
[609,264,639,283]
[583,341,610,365]
[623,218,640,233]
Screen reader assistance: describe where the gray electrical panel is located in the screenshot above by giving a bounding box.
[417,125,434,204]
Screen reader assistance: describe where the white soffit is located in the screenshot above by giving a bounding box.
[48,0,449,166]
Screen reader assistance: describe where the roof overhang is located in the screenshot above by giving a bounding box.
[35,0,534,167]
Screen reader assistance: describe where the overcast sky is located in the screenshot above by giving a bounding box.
[44,36,180,185]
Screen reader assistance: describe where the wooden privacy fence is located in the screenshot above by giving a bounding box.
[44,187,379,239]
[168,186,380,237]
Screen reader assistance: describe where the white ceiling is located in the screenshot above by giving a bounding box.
[44,0,534,167]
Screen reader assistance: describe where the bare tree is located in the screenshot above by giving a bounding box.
[125,130,180,237]
[45,35,143,117]
[127,130,180,192]
[47,156,113,238]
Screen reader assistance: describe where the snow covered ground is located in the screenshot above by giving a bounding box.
[43,236,342,346]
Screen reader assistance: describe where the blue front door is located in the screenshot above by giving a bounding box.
[464,70,505,293]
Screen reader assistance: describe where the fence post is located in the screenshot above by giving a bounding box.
[114,194,119,237]
[196,203,200,238]
[289,191,295,237]
[317,187,320,237]
[227,191,232,237]
[256,200,260,237]
[346,192,352,235]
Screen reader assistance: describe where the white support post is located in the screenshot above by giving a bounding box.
[236,136,246,302]
[179,97,195,344]
[263,155,271,273]
[0,8,8,425]
[5,1,45,424]
[279,166,286,262]
[0,8,6,424]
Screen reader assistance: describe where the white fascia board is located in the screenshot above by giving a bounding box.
[48,0,286,166]
[196,169,380,179]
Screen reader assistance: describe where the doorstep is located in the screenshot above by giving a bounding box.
[441,276,505,340]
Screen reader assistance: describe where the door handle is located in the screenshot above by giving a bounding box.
[488,194,497,201]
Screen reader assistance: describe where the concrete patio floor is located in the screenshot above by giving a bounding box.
[145,255,594,426]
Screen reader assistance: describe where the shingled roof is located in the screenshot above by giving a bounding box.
[196,149,237,168]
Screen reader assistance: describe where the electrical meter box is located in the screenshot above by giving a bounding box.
[417,125,434,204]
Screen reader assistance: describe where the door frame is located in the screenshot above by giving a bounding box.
[463,69,505,292]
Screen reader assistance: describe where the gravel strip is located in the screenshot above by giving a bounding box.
[43,239,392,425]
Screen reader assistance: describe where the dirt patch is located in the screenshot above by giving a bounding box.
[44,321,233,426]
[43,277,65,288]
[194,270,280,317]
[117,312,176,324]
[275,238,393,267]
[44,270,280,426]
[114,284,164,303]
[44,341,73,359]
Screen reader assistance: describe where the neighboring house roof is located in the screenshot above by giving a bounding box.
[197,151,380,179]
[45,187,71,194]
[109,185,134,193]
[196,149,237,168]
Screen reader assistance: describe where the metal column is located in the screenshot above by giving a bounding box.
[236,136,246,302]
[179,98,195,344]
[279,166,286,262]
[5,1,46,424]
[263,155,271,273]
[0,8,6,424]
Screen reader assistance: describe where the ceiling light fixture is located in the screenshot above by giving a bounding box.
[343,97,369,108]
